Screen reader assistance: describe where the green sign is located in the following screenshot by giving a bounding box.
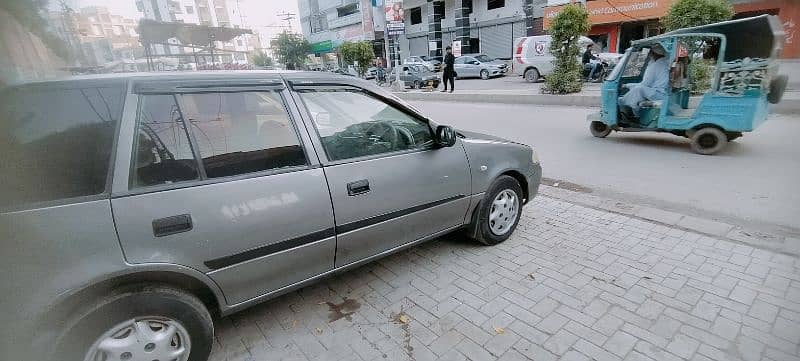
[311,40,334,54]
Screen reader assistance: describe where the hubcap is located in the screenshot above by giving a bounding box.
[488,189,520,236]
[84,318,191,361]
[698,134,718,148]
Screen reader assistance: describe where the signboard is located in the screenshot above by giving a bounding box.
[311,40,334,54]
[544,0,669,28]
[429,41,437,52]
[452,40,462,57]
[385,0,405,35]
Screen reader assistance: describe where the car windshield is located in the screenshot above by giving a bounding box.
[475,55,494,62]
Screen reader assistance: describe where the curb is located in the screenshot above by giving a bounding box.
[395,92,800,115]
[537,184,800,257]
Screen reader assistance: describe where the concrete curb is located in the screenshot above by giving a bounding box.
[537,184,800,257]
[395,91,800,115]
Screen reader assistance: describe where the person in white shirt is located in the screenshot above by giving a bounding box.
[619,43,670,118]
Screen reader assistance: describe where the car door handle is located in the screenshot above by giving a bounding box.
[347,179,370,196]
[152,214,193,237]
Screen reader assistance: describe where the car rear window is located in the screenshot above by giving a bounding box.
[0,83,125,209]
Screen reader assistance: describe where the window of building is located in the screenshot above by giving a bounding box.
[435,2,445,19]
[465,0,473,14]
[410,7,422,25]
[337,3,358,17]
[179,92,307,178]
[0,85,125,207]
[185,5,194,14]
[297,89,434,161]
[487,0,505,10]
[132,95,199,188]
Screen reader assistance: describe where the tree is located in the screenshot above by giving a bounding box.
[251,51,274,68]
[543,4,590,94]
[270,32,311,70]
[339,41,375,77]
[663,0,734,31]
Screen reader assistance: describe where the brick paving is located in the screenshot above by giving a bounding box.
[209,196,800,361]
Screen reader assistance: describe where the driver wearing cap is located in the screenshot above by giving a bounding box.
[619,43,670,118]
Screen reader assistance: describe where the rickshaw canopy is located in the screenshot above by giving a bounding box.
[633,15,785,61]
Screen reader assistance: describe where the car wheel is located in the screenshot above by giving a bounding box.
[469,176,523,246]
[590,121,612,138]
[480,70,490,80]
[56,284,213,361]
[524,68,540,83]
[690,127,727,155]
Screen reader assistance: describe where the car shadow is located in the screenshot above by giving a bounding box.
[598,134,746,156]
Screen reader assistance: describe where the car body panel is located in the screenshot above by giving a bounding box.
[0,200,126,361]
[454,54,508,78]
[322,145,471,267]
[511,35,594,78]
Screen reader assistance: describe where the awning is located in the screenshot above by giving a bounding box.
[138,19,252,45]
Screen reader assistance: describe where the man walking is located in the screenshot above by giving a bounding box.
[441,46,455,93]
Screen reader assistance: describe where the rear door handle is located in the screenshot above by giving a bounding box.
[347,179,370,196]
[152,214,193,237]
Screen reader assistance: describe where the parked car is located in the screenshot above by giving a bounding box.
[0,71,542,361]
[420,55,443,71]
[511,35,594,82]
[454,54,508,79]
[399,64,441,89]
[403,56,436,71]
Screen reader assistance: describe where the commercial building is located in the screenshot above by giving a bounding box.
[136,0,259,65]
[543,0,799,58]
[298,0,546,67]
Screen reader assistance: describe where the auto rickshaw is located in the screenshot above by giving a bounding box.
[587,15,788,155]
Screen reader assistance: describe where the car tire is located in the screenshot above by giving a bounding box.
[590,121,612,138]
[469,175,524,246]
[480,70,490,80]
[768,74,788,104]
[524,68,540,83]
[55,284,214,361]
[690,127,727,155]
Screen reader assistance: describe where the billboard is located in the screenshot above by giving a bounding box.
[385,0,405,35]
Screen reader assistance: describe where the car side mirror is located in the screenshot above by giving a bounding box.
[435,125,457,147]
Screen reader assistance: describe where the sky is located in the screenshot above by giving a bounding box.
[72,0,303,48]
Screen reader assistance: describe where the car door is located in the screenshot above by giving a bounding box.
[111,82,335,305]
[291,85,471,267]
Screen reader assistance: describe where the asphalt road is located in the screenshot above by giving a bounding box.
[410,101,800,236]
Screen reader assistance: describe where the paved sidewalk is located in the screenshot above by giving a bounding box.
[209,193,800,361]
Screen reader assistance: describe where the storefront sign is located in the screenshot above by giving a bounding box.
[311,40,334,54]
[543,0,670,28]
[386,22,405,35]
[452,40,462,57]
[429,41,437,51]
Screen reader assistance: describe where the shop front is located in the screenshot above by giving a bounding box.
[544,0,670,53]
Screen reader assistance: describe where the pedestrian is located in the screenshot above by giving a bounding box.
[441,46,455,93]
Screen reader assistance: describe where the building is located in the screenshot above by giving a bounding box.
[298,0,546,67]
[74,7,141,65]
[543,0,799,58]
[136,0,259,65]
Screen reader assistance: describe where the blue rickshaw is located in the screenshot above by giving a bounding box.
[588,15,788,155]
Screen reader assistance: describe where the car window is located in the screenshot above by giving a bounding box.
[455,57,466,64]
[179,91,307,178]
[132,95,200,188]
[0,85,124,208]
[297,89,434,161]
[475,55,493,62]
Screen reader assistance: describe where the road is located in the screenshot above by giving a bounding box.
[409,101,800,236]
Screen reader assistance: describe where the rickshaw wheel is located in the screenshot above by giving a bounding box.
[590,121,612,138]
[690,127,727,155]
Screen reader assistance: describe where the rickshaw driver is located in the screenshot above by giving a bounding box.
[619,43,670,118]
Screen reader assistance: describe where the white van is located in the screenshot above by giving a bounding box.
[511,35,594,82]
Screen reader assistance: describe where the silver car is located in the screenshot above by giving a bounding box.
[454,54,509,80]
[0,71,541,361]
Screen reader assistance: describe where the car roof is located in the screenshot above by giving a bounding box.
[7,70,368,88]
